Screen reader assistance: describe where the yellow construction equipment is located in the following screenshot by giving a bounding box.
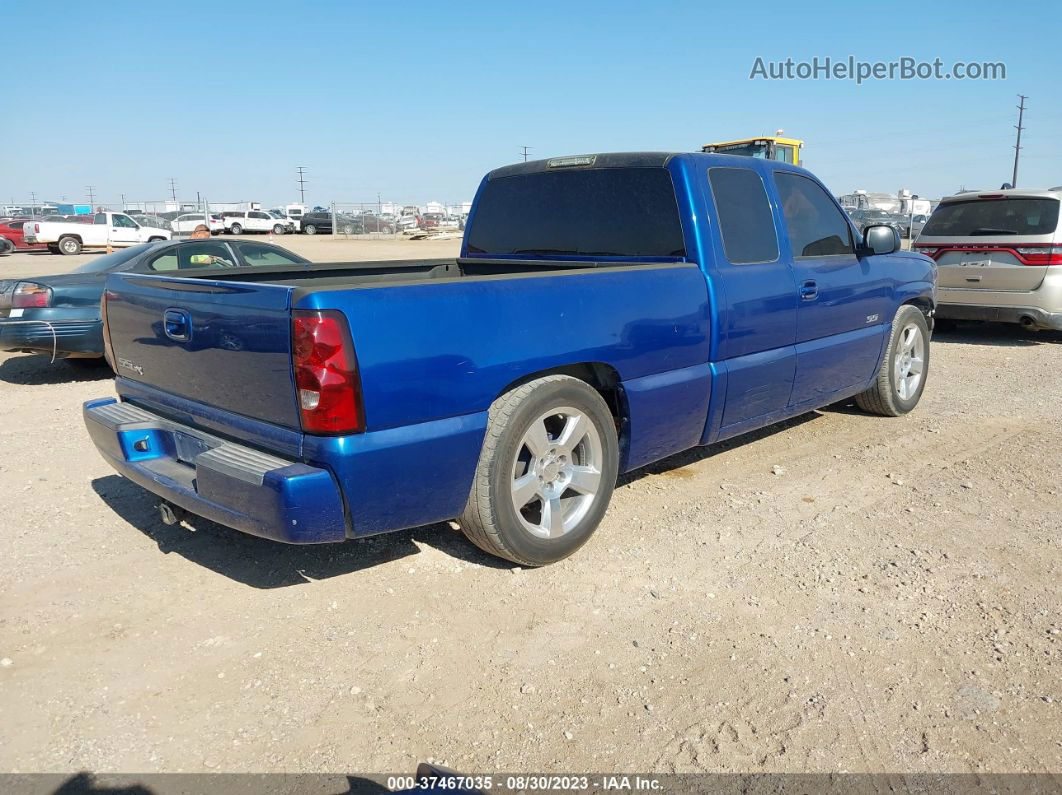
[702,135,804,166]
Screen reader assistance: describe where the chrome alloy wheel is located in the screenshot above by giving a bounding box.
[894,322,926,401]
[510,407,603,539]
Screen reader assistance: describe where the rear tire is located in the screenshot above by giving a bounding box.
[229,223,243,235]
[855,305,930,417]
[459,375,619,566]
[58,236,82,255]
[303,224,317,235]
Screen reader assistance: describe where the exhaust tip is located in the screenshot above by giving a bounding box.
[1019,316,1038,330]
[158,501,181,526]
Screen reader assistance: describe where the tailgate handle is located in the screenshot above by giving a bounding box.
[163,308,191,342]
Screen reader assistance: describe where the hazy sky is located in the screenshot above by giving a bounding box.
[3,0,1059,208]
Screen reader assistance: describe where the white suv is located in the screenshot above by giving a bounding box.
[915,188,1062,331]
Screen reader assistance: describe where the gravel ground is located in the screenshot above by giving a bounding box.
[0,239,1059,775]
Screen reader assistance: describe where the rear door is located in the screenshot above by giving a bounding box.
[104,273,300,428]
[773,171,890,406]
[704,165,798,428]
[919,196,1059,292]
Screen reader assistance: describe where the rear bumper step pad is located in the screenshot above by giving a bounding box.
[84,398,347,543]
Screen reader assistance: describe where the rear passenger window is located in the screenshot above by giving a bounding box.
[148,251,178,271]
[234,242,304,267]
[775,172,854,257]
[707,167,779,264]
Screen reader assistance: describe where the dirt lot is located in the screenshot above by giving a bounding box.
[0,238,1059,776]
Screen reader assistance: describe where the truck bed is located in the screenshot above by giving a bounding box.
[193,256,662,291]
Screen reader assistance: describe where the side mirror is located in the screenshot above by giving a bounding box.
[863,224,900,255]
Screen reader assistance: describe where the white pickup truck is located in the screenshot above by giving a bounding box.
[24,212,171,255]
[221,210,291,235]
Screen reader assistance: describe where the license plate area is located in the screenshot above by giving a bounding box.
[959,257,992,268]
[173,431,215,465]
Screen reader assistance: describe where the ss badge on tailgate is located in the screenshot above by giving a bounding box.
[118,357,144,375]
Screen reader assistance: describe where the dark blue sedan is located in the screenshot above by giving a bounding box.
[0,238,309,364]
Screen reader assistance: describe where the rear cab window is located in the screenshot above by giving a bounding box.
[921,198,1060,237]
[465,167,686,259]
[707,167,779,264]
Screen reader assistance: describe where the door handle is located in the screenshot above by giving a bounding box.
[800,280,818,300]
[163,308,191,342]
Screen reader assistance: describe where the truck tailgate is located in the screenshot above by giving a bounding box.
[104,273,300,428]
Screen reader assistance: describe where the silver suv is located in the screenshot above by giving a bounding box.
[914,188,1062,330]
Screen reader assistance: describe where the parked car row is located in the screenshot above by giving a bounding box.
[0,239,308,358]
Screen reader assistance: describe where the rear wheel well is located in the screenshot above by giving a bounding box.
[496,363,629,460]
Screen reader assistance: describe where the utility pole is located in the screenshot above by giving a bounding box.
[86,186,96,207]
[30,191,37,210]
[1011,94,1027,189]
[169,178,178,204]
[520,146,532,162]
[296,167,308,204]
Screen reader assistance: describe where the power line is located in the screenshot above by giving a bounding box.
[296,167,308,204]
[1011,94,1027,188]
[520,146,532,162]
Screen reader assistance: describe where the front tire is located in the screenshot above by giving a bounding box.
[459,375,619,566]
[58,236,82,255]
[272,224,284,235]
[855,305,930,416]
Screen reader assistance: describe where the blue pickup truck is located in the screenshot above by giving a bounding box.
[84,152,936,566]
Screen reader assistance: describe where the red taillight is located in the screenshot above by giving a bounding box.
[1013,245,1062,265]
[921,243,1062,266]
[33,223,40,234]
[12,282,52,308]
[292,310,363,434]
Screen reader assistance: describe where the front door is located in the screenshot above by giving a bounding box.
[110,213,142,244]
[773,171,890,407]
[247,211,273,232]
